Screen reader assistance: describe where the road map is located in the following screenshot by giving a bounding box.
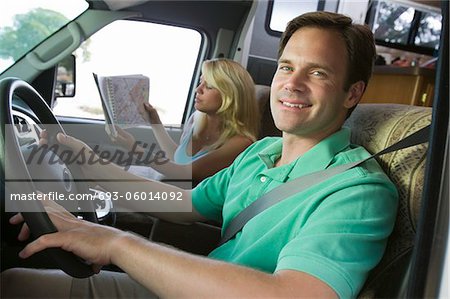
[106,75,151,126]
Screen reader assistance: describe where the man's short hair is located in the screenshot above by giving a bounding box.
[278,11,376,92]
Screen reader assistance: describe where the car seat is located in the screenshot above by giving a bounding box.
[255,84,282,138]
[344,104,432,298]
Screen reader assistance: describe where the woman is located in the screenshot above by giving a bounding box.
[116,58,260,182]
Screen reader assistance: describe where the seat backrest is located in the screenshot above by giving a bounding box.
[344,103,432,298]
[255,84,281,138]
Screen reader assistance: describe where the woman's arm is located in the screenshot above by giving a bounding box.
[115,106,193,160]
[150,135,253,181]
[143,103,180,159]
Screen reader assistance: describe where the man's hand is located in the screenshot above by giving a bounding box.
[10,197,127,273]
[9,194,76,242]
[39,130,97,166]
[112,126,143,153]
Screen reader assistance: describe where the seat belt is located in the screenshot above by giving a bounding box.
[219,124,431,246]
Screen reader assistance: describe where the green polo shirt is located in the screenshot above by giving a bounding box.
[192,127,398,298]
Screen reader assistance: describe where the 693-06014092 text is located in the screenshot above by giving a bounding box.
[93,191,184,201]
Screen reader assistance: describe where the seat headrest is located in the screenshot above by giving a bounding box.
[255,84,281,138]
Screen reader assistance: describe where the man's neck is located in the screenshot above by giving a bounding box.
[275,129,340,167]
[275,135,316,167]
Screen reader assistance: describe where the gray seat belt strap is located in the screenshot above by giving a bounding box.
[219,125,430,246]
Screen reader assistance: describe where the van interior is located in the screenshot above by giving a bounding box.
[0,0,448,298]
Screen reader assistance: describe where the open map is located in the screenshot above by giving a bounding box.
[94,73,151,138]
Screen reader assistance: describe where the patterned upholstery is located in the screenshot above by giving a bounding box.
[344,104,432,298]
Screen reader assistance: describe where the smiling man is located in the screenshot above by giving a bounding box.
[272,29,358,141]
[2,11,398,299]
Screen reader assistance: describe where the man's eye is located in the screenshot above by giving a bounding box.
[311,70,325,77]
[279,65,293,72]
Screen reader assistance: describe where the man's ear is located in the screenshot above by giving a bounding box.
[344,81,365,109]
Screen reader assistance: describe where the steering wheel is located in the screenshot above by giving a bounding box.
[1,77,95,278]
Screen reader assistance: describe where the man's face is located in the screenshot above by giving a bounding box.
[270,27,361,142]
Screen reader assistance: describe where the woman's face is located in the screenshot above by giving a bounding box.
[194,76,223,114]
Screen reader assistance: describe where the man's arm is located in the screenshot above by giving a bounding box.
[53,132,204,224]
[114,233,339,298]
[17,213,337,298]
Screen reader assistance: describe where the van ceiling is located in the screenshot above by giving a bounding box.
[89,0,254,58]
[89,1,254,33]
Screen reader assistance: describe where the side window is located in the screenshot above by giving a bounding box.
[52,20,202,125]
[266,0,341,35]
[268,0,320,33]
[368,0,441,55]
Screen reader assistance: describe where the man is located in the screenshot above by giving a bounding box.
[2,11,397,298]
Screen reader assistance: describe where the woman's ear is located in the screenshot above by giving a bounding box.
[344,81,365,109]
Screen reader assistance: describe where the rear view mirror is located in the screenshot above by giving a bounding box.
[55,55,76,97]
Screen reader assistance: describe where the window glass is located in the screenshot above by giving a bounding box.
[0,0,88,73]
[52,20,202,125]
[415,11,442,50]
[369,0,441,54]
[269,0,319,32]
[373,1,414,44]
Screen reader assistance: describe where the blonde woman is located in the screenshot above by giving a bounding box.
[116,58,260,182]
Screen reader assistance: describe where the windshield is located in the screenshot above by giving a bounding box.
[0,0,89,74]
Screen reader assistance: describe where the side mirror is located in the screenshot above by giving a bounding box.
[55,55,76,97]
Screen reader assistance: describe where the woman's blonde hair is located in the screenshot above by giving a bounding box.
[193,58,260,149]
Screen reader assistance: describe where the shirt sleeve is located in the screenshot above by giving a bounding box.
[191,140,260,222]
[192,165,233,222]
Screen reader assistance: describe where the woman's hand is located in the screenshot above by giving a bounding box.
[143,103,162,124]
